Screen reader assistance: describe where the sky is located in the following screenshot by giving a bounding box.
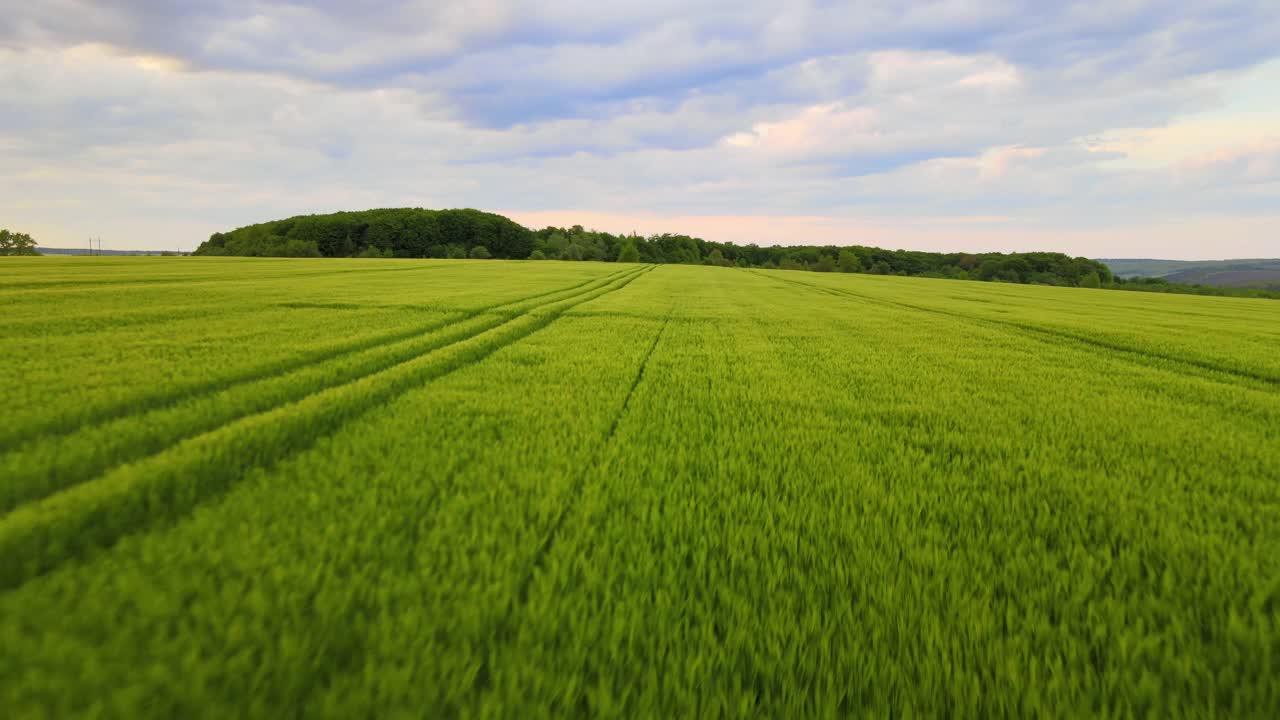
[2,1,1278,259]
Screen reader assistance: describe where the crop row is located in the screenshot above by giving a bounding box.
[0,265,651,589]
[1,268,672,717]
[1,261,1277,716]
[0,260,617,449]
[0,266,630,477]
[769,270,1280,385]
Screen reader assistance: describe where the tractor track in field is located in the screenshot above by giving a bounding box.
[475,307,672,695]
[5,303,258,333]
[0,266,643,506]
[0,268,635,454]
[751,270,1280,393]
[0,261,464,293]
[527,310,671,593]
[0,266,655,591]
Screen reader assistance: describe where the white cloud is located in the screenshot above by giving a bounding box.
[1,2,1279,258]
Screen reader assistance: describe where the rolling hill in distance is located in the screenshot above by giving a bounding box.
[1102,258,1280,289]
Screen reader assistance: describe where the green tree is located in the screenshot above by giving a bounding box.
[281,239,321,257]
[706,248,730,267]
[1079,271,1102,288]
[545,231,570,259]
[187,208,1122,288]
[617,241,640,263]
[529,249,547,260]
[469,245,492,259]
[0,229,39,256]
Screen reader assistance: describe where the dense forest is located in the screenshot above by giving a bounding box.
[196,208,1121,287]
[197,209,533,261]
[188,207,1280,298]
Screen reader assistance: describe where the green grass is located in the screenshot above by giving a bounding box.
[1,256,1278,717]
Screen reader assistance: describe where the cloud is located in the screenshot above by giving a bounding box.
[1,2,1279,258]
[503,209,1280,261]
[1176,139,1280,188]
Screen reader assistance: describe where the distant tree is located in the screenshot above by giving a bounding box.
[975,259,1001,281]
[706,248,731,267]
[469,245,491,259]
[617,240,641,263]
[357,245,386,258]
[545,231,570,259]
[0,229,39,256]
[999,257,1032,283]
[281,239,322,257]
[529,249,547,260]
[188,209,1124,289]
[1079,271,1102,288]
[813,253,837,272]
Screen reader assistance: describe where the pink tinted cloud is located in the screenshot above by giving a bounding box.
[503,209,1280,260]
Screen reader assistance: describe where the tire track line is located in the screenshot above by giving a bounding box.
[475,308,672,695]
[0,261,459,292]
[0,266,655,591]
[286,271,667,706]
[0,268,633,453]
[751,270,1279,392]
[1,268,643,511]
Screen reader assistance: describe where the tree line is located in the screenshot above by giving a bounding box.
[185,206,1280,297]
[195,208,1121,287]
[7,213,1272,298]
[196,209,532,260]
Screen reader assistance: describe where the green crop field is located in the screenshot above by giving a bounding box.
[2,256,1279,717]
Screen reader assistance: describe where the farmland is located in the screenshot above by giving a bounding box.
[2,256,1279,716]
